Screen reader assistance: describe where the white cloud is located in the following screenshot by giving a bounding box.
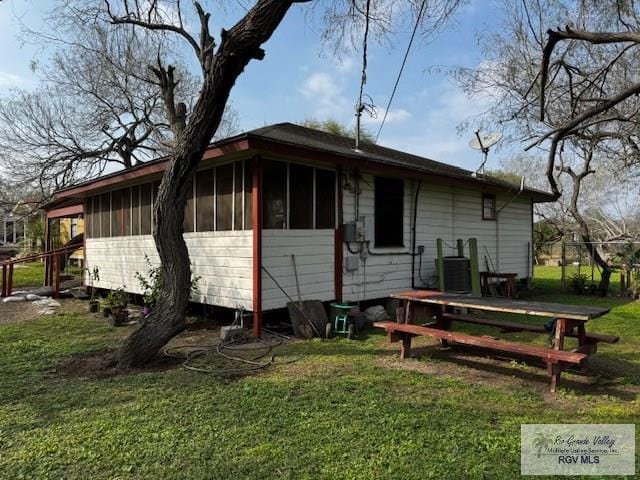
[298,71,351,118]
[300,72,338,98]
[334,55,356,73]
[0,72,24,89]
[363,107,412,125]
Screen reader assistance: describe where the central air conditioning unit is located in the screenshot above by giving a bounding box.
[442,256,471,293]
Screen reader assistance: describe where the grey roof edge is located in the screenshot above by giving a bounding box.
[52,122,556,203]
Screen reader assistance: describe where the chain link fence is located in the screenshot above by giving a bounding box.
[535,240,640,291]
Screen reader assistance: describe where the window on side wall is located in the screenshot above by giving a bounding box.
[244,160,252,230]
[195,168,215,232]
[216,163,234,231]
[140,184,152,235]
[99,192,111,238]
[315,169,336,229]
[131,186,141,236]
[183,177,195,233]
[482,193,496,220]
[262,160,287,229]
[289,163,314,229]
[374,176,404,248]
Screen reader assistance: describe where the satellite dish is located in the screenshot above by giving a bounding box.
[469,131,502,151]
[468,130,502,177]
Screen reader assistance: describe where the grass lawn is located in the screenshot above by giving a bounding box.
[10,261,83,289]
[0,268,638,479]
[11,261,45,288]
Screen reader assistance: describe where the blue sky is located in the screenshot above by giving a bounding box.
[0,0,511,172]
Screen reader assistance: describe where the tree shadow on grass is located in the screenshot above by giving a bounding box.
[402,342,640,401]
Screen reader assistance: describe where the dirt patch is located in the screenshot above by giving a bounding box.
[52,328,223,379]
[0,300,41,324]
[0,297,97,325]
[52,349,182,379]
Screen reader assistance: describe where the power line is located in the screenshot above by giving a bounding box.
[355,0,372,150]
[375,0,427,143]
[356,0,372,112]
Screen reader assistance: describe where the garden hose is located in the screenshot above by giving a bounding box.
[163,331,299,376]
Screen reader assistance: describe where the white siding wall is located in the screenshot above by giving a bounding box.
[342,173,533,302]
[84,172,533,312]
[262,230,335,311]
[342,173,414,300]
[85,230,253,309]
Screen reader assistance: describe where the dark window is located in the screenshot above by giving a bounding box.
[216,163,234,231]
[244,160,253,230]
[374,177,404,247]
[234,161,244,230]
[131,186,140,236]
[99,193,110,238]
[289,164,314,229]
[315,169,336,229]
[183,178,195,233]
[152,181,160,230]
[85,198,93,239]
[196,168,215,231]
[482,193,496,220]
[140,183,152,235]
[111,189,123,236]
[122,188,131,236]
[262,160,287,229]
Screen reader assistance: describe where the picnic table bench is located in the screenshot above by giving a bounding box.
[375,290,616,392]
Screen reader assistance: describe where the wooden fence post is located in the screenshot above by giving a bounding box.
[560,241,566,290]
[456,238,464,257]
[53,254,61,299]
[7,263,13,298]
[1,265,6,297]
[437,238,445,292]
[468,238,481,297]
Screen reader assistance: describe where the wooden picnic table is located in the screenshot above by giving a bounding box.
[375,290,615,392]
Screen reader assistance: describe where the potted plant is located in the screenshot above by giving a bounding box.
[569,273,587,295]
[135,255,162,317]
[102,290,115,318]
[109,288,130,326]
[135,254,200,318]
[85,266,100,313]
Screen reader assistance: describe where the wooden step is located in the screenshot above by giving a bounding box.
[374,321,587,364]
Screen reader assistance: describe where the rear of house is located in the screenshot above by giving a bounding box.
[44,123,554,332]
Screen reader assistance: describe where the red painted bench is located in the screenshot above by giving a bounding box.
[375,321,588,392]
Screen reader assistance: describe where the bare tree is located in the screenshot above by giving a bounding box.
[0,4,238,192]
[96,0,462,368]
[104,0,313,368]
[458,0,640,293]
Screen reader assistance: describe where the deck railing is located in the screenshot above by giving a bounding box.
[1,244,83,299]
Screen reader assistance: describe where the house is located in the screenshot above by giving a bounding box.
[0,200,31,247]
[43,123,554,334]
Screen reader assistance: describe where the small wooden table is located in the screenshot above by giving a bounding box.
[480,272,517,298]
[376,290,615,392]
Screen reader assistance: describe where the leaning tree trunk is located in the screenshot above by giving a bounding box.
[561,147,612,297]
[117,0,303,369]
[569,209,611,296]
